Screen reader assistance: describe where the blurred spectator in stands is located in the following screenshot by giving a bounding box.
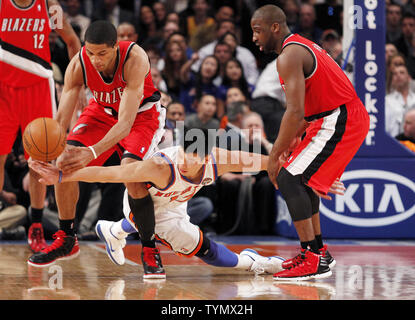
[65,0,91,41]
[162,40,189,99]
[386,43,399,63]
[162,22,180,47]
[396,107,415,152]
[181,0,215,41]
[241,112,276,235]
[137,5,161,46]
[49,30,70,77]
[394,12,415,57]
[217,58,255,118]
[251,58,286,143]
[143,44,162,69]
[293,3,323,43]
[315,0,343,35]
[213,41,233,83]
[386,53,408,93]
[404,0,415,15]
[189,4,235,52]
[284,0,300,31]
[180,54,220,114]
[166,32,194,60]
[386,2,403,44]
[159,101,186,149]
[151,66,168,93]
[152,1,168,28]
[166,12,181,28]
[225,87,249,107]
[185,94,220,130]
[386,65,415,137]
[92,0,135,28]
[116,22,138,42]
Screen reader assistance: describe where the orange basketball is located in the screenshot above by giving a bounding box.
[23,117,66,162]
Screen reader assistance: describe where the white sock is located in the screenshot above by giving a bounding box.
[111,220,128,240]
[234,254,254,270]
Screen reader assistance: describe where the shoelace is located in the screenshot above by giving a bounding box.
[41,230,67,254]
[142,248,160,268]
[30,227,43,242]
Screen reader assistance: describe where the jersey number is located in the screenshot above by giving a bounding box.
[33,34,45,49]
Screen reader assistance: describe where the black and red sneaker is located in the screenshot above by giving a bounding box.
[28,223,47,253]
[141,247,166,279]
[281,251,303,270]
[27,230,80,267]
[273,250,331,281]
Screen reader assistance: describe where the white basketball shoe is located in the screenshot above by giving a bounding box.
[240,249,286,275]
[95,220,126,265]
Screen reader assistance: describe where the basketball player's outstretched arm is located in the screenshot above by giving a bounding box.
[267,46,307,187]
[29,157,171,187]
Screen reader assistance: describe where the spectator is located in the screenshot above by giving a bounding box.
[386,53,407,93]
[251,58,286,142]
[65,0,91,41]
[180,54,221,114]
[92,0,135,28]
[386,43,399,63]
[219,58,255,103]
[385,65,415,137]
[137,5,161,46]
[162,40,189,99]
[165,12,181,27]
[116,22,138,42]
[284,0,300,31]
[225,87,249,106]
[182,0,215,40]
[393,12,415,57]
[192,19,260,86]
[396,107,415,152]
[150,66,168,93]
[165,32,193,60]
[293,3,323,43]
[386,3,403,44]
[188,5,235,52]
[152,1,168,28]
[213,40,233,83]
[185,94,220,130]
[241,112,277,235]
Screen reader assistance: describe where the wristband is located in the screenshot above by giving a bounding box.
[58,170,63,183]
[88,145,98,159]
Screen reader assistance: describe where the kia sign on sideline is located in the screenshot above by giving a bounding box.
[275,0,415,239]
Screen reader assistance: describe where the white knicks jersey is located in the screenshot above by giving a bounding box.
[147,146,218,212]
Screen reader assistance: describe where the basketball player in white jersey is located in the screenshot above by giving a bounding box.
[29,128,287,278]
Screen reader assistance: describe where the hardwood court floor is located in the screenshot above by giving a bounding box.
[1,237,415,300]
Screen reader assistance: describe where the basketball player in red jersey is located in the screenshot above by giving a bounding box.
[251,5,370,281]
[27,20,167,278]
[0,0,81,253]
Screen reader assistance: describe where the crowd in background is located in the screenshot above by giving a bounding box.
[2,0,415,242]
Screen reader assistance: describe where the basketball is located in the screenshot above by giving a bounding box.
[23,117,66,162]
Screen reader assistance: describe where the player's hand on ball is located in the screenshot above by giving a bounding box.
[57,145,95,173]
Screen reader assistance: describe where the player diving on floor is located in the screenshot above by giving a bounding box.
[29,128,345,278]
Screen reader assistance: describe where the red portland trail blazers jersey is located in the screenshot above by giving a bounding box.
[79,41,160,116]
[279,34,358,120]
[0,0,53,87]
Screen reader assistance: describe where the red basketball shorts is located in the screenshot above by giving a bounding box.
[67,99,166,167]
[283,98,370,195]
[0,79,56,158]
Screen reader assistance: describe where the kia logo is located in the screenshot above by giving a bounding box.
[320,170,415,227]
